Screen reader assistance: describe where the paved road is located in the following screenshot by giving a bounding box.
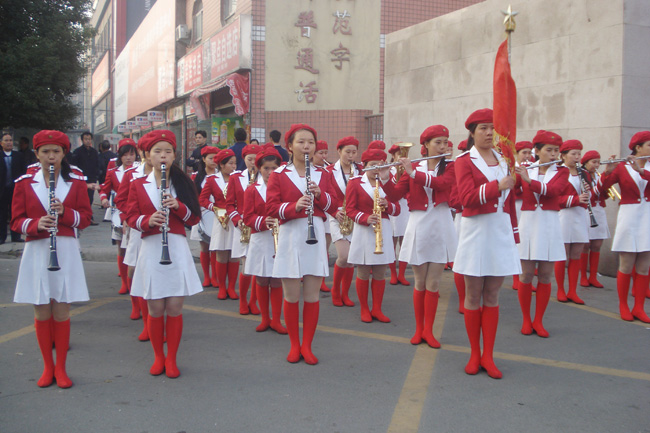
[0,205,649,433]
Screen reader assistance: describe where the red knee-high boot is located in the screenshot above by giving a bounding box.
[588,251,604,288]
[464,308,481,375]
[454,272,466,314]
[165,315,183,378]
[256,282,271,332]
[532,282,551,337]
[617,271,633,321]
[512,274,520,290]
[389,262,398,285]
[398,261,410,286]
[238,273,252,315]
[631,274,650,323]
[147,315,165,375]
[320,277,331,292]
[210,252,219,287]
[128,278,141,320]
[138,298,150,341]
[480,306,502,379]
[216,261,228,299]
[301,301,320,365]
[248,276,260,315]
[579,252,590,287]
[34,319,55,387]
[331,264,344,306]
[356,278,372,322]
[284,300,301,363]
[227,262,240,299]
[341,267,355,306]
[410,289,425,344]
[269,286,287,334]
[117,255,128,294]
[566,259,585,304]
[370,279,390,323]
[200,252,211,287]
[53,319,73,388]
[518,282,533,335]
[555,260,567,302]
[421,291,440,348]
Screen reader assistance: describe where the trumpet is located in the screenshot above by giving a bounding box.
[373,174,383,255]
[47,165,60,271]
[393,142,413,181]
[362,153,451,172]
[594,171,621,201]
[159,163,172,265]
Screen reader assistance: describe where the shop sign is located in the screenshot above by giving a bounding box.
[148,111,164,122]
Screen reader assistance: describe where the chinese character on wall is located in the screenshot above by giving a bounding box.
[295,48,320,74]
[332,10,352,35]
[295,81,319,103]
[330,43,350,70]
[295,11,317,38]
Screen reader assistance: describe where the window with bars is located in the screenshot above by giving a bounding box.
[193,1,203,44]
[221,0,237,23]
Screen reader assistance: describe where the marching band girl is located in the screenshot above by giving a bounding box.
[243,146,287,333]
[386,144,411,286]
[314,139,332,293]
[199,149,239,300]
[126,130,202,378]
[267,124,338,365]
[191,145,219,288]
[555,140,590,304]
[453,109,521,379]
[513,130,568,337]
[346,148,399,323]
[511,141,534,291]
[451,139,468,313]
[227,144,262,314]
[600,131,650,323]
[383,125,457,348]
[579,150,610,288]
[13,130,92,388]
[326,136,361,307]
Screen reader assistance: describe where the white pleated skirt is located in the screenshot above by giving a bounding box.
[14,237,89,305]
[453,211,522,277]
[559,206,590,244]
[612,201,650,252]
[400,203,457,266]
[209,217,237,251]
[518,208,566,262]
[348,220,395,265]
[244,230,275,277]
[130,233,203,300]
[588,204,610,240]
[329,215,352,243]
[231,227,248,259]
[190,209,214,243]
[119,226,129,248]
[454,213,462,239]
[389,198,409,237]
[272,217,328,278]
[123,229,142,267]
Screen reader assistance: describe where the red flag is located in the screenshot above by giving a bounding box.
[493,40,517,172]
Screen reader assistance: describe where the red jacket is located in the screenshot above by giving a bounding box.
[114,166,143,222]
[126,175,199,238]
[243,181,271,234]
[11,172,91,241]
[599,162,650,205]
[266,164,339,224]
[515,165,569,212]
[346,175,400,225]
[382,160,455,211]
[226,170,256,226]
[99,165,134,202]
[325,160,362,217]
[198,173,228,212]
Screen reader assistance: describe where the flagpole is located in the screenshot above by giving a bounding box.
[502,5,518,63]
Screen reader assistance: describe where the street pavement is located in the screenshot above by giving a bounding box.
[0,204,649,433]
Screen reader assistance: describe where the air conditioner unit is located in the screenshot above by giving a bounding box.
[176,25,191,43]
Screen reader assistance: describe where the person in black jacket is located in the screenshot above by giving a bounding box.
[229,128,248,171]
[270,130,290,162]
[0,132,26,243]
[18,137,37,166]
[98,140,117,183]
[185,130,208,171]
[70,131,101,225]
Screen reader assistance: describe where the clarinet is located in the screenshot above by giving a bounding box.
[576,166,598,228]
[304,154,318,245]
[159,163,172,264]
[47,165,60,271]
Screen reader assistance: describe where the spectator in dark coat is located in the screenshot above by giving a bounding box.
[98,140,118,183]
[270,130,290,162]
[18,137,37,166]
[185,130,208,171]
[229,128,248,171]
[70,131,101,224]
[0,132,26,243]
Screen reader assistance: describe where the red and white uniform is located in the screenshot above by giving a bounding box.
[189,173,215,243]
[99,163,135,236]
[346,173,400,265]
[558,168,590,244]
[12,168,92,304]
[388,166,410,237]
[226,170,255,259]
[326,160,362,242]
[267,163,339,278]
[199,172,235,251]
[242,179,275,277]
[516,164,568,261]
[116,165,146,266]
[587,171,611,240]
[126,172,202,299]
[452,147,521,277]
[383,159,457,265]
[600,161,650,252]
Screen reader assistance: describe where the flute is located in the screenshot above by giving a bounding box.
[304,154,318,245]
[524,160,562,170]
[600,155,650,164]
[47,165,60,271]
[362,153,452,172]
[159,163,172,265]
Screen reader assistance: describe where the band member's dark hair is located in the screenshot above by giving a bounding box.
[116,144,139,167]
[465,124,477,150]
[194,157,208,193]
[258,154,281,168]
[169,163,201,216]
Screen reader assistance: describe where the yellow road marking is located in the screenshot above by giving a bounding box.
[549,298,649,327]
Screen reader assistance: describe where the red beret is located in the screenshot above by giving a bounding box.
[118,138,136,149]
[388,144,400,155]
[532,130,563,147]
[560,139,583,153]
[216,148,235,164]
[255,147,282,168]
[465,108,493,130]
[263,142,275,149]
[140,130,176,152]
[515,141,534,152]
[242,144,262,157]
[361,149,386,164]
[285,124,317,145]
[447,140,454,148]
[457,140,468,151]
[368,140,386,150]
[420,125,450,144]
[33,130,70,153]
[580,150,601,165]
[337,136,360,150]
[316,140,328,151]
[629,131,650,150]
[200,146,220,156]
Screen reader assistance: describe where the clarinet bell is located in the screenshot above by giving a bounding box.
[306,225,318,245]
[160,246,172,265]
[48,252,60,271]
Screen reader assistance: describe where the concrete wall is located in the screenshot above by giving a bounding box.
[384,0,650,276]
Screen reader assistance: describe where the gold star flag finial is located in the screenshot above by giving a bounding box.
[502,4,518,33]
